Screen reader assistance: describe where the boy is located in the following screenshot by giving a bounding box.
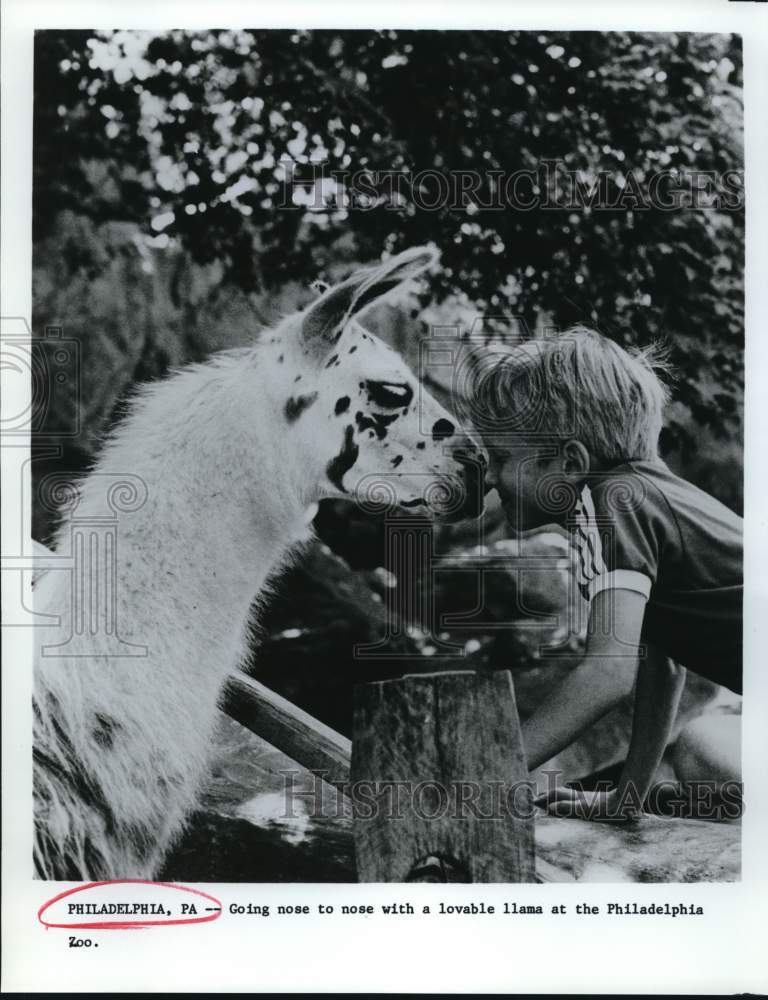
[482,327,742,820]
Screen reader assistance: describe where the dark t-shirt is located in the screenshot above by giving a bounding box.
[570,459,743,693]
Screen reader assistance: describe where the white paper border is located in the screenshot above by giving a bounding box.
[2,1,767,993]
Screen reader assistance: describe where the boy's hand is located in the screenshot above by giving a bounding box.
[535,785,644,823]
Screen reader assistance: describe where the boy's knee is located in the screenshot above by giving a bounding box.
[671,714,741,784]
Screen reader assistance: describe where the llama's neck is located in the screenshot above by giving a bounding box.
[34,345,324,877]
[48,346,318,683]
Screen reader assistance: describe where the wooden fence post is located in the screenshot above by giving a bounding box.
[220,668,741,883]
[351,669,536,883]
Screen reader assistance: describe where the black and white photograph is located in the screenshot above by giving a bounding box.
[2,3,767,995]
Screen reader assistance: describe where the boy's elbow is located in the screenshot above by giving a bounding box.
[577,654,637,705]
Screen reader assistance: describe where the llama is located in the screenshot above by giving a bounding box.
[33,246,487,880]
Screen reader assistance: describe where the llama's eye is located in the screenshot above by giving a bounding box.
[366,381,414,409]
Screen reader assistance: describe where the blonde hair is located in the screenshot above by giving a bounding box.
[482,327,671,464]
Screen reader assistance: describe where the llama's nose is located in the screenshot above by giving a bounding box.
[452,440,491,493]
[448,440,490,521]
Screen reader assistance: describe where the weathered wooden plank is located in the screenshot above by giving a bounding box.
[221,669,740,883]
[350,670,536,883]
[220,672,352,792]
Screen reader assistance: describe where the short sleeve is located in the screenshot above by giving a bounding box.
[571,474,662,603]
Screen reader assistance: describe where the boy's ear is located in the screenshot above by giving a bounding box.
[300,246,438,357]
[562,439,591,476]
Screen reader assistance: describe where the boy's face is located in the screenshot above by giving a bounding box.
[485,444,570,533]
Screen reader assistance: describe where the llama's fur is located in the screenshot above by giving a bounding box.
[33,247,486,879]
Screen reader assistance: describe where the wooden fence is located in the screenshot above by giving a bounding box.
[222,669,740,883]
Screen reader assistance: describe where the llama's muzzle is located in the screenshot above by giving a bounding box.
[440,446,489,522]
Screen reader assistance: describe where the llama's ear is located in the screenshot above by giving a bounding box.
[300,246,438,353]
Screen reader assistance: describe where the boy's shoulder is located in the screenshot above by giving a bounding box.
[589,459,741,529]
[574,458,742,600]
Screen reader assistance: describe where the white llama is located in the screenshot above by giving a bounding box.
[33,246,487,879]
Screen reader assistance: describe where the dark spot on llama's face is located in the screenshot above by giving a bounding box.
[278,354,284,363]
[285,392,319,423]
[417,441,426,450]
[432,418,456,442]
[324,353,340,369]
[355,409,400,441]
[348,345,357,354]
[327,425,359,493]
[335,395,351,416]
[294,375,302,382]
[391,455,403,468]
[364,380,414,410]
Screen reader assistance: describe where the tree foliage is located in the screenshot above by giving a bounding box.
[34,29,744,448]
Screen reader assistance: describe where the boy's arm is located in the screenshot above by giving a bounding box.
[614,645,686,812]
[541,642,686,821]
[522,588,646,771]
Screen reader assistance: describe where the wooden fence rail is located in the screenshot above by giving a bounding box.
[222,669,741,883]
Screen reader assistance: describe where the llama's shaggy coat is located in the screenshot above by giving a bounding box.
[33,247,486,879]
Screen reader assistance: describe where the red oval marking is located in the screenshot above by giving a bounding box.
[38,880,223,930]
